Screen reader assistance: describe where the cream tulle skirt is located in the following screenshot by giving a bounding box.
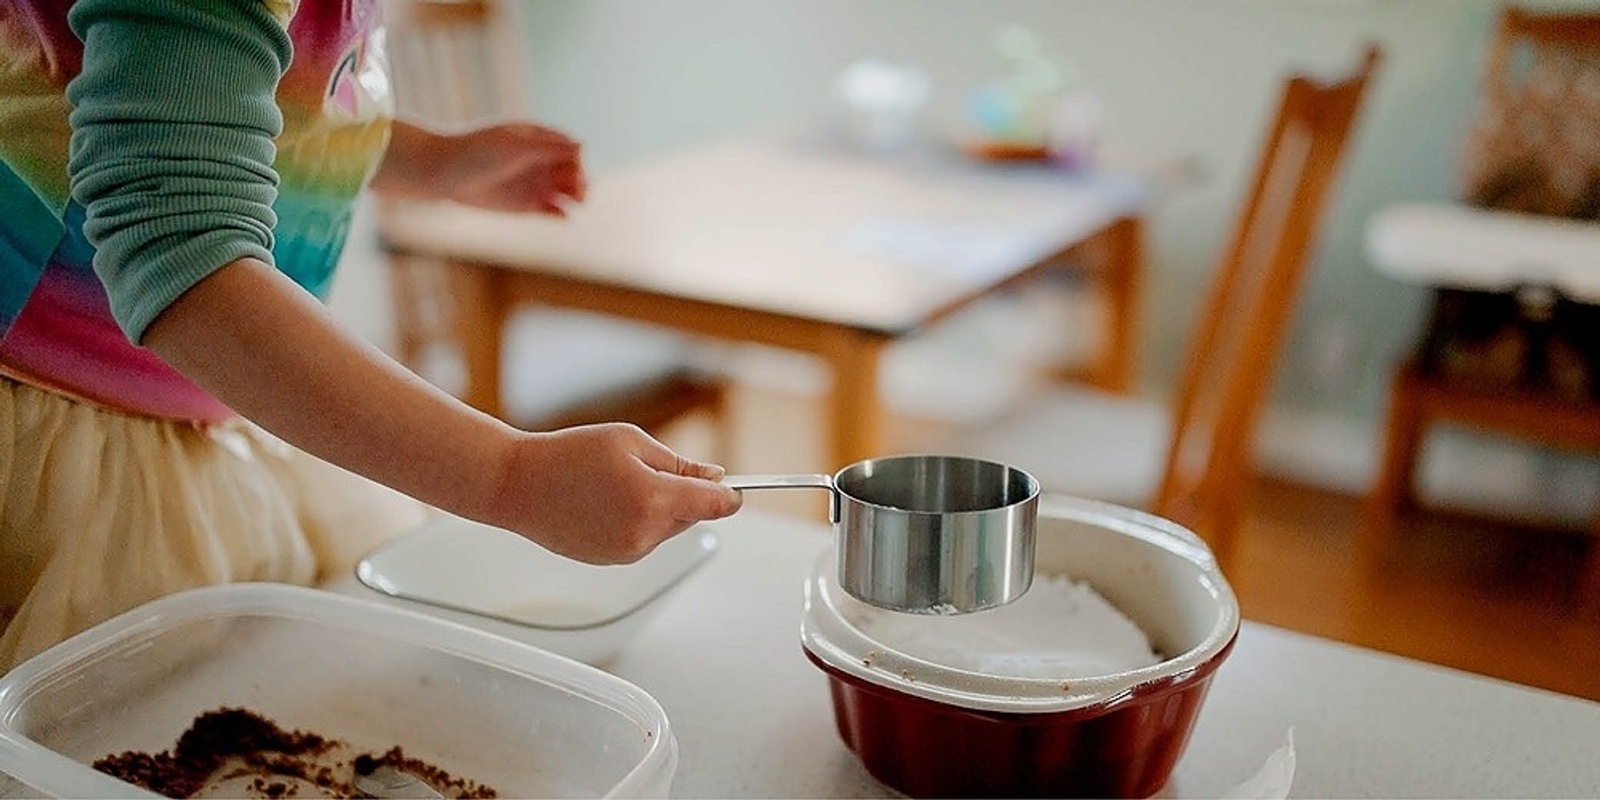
[0,376,430,673]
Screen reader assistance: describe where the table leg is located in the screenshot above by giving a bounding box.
[446,264,508,419]
[1359,362,1427,561]
[821,328,889,469]
[1582,513,1600,617]
[1093,215,1144,394]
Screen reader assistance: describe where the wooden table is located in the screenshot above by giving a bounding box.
[378,136,1159,468]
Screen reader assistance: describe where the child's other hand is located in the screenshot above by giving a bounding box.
[438,123,587,216]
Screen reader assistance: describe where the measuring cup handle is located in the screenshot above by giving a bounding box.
[721,474,839,523]
[722,474,832,491]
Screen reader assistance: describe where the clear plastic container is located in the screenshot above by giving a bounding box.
[353,515,717,666]
[801,495,1240,798]
[0,583,676,798]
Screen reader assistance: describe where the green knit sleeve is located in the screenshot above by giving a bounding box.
[67,0,292,344]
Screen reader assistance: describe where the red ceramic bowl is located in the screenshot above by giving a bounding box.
[801,495,1239,798]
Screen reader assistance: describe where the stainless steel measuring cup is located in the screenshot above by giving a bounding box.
[725,455,1039,614]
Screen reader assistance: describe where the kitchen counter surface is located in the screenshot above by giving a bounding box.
[606,508,1600,798]
[340,506,1600,798]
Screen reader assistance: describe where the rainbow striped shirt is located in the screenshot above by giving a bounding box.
[0,0,393,421]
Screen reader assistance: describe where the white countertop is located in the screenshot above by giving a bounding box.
[339,506,1600,798]
[603,509,1600,799]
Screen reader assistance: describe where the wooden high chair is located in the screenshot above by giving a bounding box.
[377,0,731,447]
[937,46,1382,562]
[1361,7,1600,584]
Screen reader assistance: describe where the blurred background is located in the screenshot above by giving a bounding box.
[339,0,1597,520]
[332,0,1600,700]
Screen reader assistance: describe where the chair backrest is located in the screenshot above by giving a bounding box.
[1481,6,1600,99]
[1153,46,1382,546]
[375,1,728,439]
[1461,6,1600,218]
[383,0,529,123]
[379,0,528,416]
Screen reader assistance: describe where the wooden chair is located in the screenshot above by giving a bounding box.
[377,0,730,448]
[935,46,1382,562]
[1361,7,1600,589]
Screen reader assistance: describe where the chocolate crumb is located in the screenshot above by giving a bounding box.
[92,707,497,798]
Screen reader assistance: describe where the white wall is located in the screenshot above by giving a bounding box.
[333,0,1600,519]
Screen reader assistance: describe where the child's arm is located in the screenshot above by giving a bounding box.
[143,255,740,564]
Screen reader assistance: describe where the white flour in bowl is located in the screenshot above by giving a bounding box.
[855,574,1158,678]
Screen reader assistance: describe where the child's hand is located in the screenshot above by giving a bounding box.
[437,123,587,216]
[485,423,741,564]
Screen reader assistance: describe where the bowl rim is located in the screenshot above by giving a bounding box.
[0,583,678,798]
[800,494,1241,714]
